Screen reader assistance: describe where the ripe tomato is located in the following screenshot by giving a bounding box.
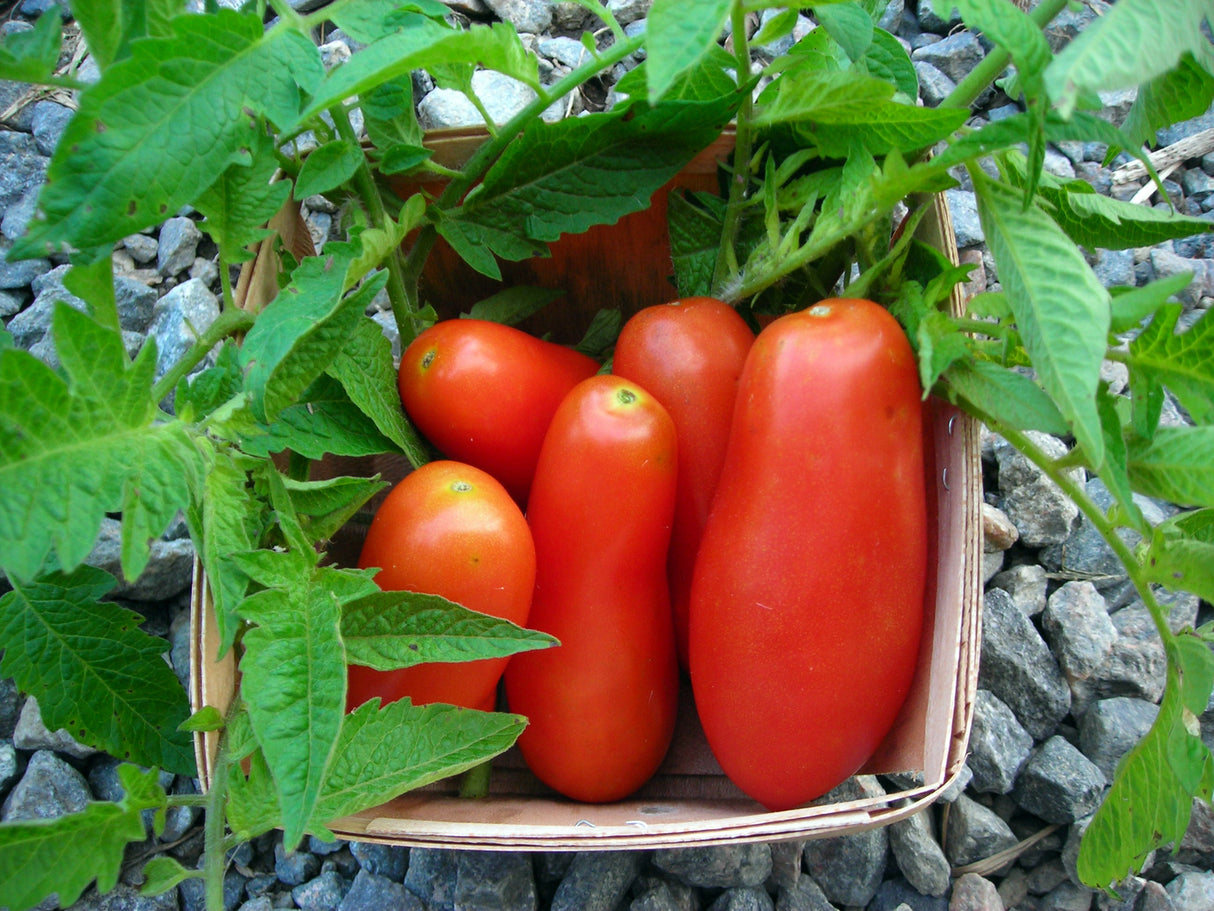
[397,319,600,502]
[504,375,679,803]
[689,298,927,811]
[611,297,754,672]
[348,460,536,712]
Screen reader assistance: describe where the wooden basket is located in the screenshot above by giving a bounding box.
[190,129,983,850]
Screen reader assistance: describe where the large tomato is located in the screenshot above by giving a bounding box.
[397,319,600,503]
[348,460,536,712]
[611,297,754,672]
[504,375,679,803]
[689,298,927,811]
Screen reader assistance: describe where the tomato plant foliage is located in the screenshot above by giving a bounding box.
[0,0,1212,906]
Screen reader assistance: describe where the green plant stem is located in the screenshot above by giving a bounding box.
[202,722,232,911]
[711,1,757,296]
[328,103,419,341]
[988,421,1174,645]
[151,308,255,403]
[939,0,1071,111]
[218,254,236,313]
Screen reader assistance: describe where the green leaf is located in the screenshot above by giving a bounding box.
[1141,508,1214,605]
[179,705,225,733]
[755,69,968,156]
[1095,386,1141,529]
[314,698,527,823]
[64,252,121,333]
[668,189,726,298]
[298,18,539,124]
[0,766,167,911]
[447,97,734,270]
[1023,176,1214,251]
[0,567,196,774]
[575,308,623,360]
[342,198,427,293]
[860,28,918,100]
[943,358,1070,437]
[1127,426,1214,509]
[752,8,799,50]
[464,286,565,326]
[0,307,202,583]
[12,10,323,259]
[236,566,347,850]
[1128,304,1214,426]
[378,144,434,176]
[1123,53,1214,151]
[140,855,200,896]
[361,74,424,153]
[244,374,400,460]
[815,2,873,64]
[1045,0,1214,117]
[1110,274,1196,334]
[644,0,731,102]
[972,170,1110,467]
[71,0,179,71]
[952,0,1050,96]
[226,747,283,842]
[329,0,452,44]
[195,128,291,265]
[283,474,387,546]
[0,10,63,84]
[240,249,387,423]
[1077,630,1214,889]
[185,445,263,658]
[295,139,365,200]
[342,589,556,671]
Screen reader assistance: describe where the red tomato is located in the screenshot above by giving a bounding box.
[611,297,755,672]
[348,460,536,712]
[504,375,679,803]
[397,319,600,502]
[689,298,927,811]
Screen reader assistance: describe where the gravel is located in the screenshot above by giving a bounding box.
[2,1,1213,909]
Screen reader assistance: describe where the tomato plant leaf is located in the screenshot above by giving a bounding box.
[1095,387,1142,531]
[341,589,557,671]
[140,856,199,896]
[240,250,387,423]
[972,169,1109,467]
[464,286,565,325]
[282,475,387,547]
[1128,304,1214,426]
[0,567,194,774]
[226,747,283,842]
[1077,630,1214,889]
[235,569,347,851]
[361,74,424,154]
[298,17,539,124]
[195,128,291,265]
[952,0,1051,97]
[669,189,726,298]
[1127,426,1214,509]
[755,70,967,157]
[185,446,264,658]
[861,28,918,100]
[0,8,62,83]
[328,0,452,44]
[1011,172,1214,252]
[0,765,167,911]
[447,97,734,268]
[0,306,202,583]
[314,698,527,823]
[815,2,874,64]
[11,10,323,259]
[1141,509,1214,605]
[326,316,430,468]
[1122,53,1214,151]
[70,0,179,72]
[1044,0,1214,117]
[942,358,1070,438]
[245,374,399,460]
[295,139,365,200]
[1110,274,1197,334]
[644,0,731,102]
